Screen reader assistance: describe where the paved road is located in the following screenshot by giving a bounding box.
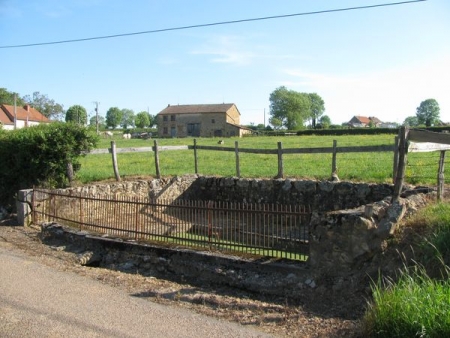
[0,246,272,338]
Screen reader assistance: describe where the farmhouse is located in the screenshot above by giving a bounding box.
[157,103,253,138]
[347,115,382,128]
[0,104,50,130]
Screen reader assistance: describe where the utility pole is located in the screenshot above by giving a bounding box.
[13,93,17,129]
[93,101,100,134]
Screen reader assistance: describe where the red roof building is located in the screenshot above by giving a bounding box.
[0,104,50,130]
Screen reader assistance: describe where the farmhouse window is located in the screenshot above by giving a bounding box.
[163,127,168,134]
[171,115,176,121]
[163,116,168,122]
[211,119,215,124]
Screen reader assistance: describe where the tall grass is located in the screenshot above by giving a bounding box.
[363,202,450,337]
[364,265,450,338]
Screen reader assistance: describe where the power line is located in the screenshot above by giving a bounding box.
[1,0,427,49]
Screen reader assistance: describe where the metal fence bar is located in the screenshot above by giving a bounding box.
[32,188,311,261]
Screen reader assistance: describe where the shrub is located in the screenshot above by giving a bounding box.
[0,122,98,209]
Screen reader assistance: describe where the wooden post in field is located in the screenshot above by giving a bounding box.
[235,141,240,178]
[392,126,408,202]
[111,141,121,181]
[154,140,161,178]
[277,142,283,178]
[332,140,337,175]
[437,150,446,201]
[194,139,198,174]
[393,136,399,184]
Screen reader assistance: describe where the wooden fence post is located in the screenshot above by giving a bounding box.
[277,142,283,178]
[194,139,198,174]
[111,141,121,181]
[393,126,408,202]
[154,140,161,178]
[393,136,399,184]
[332,140,337,175]
[235,141,240,178]
[437,150,446,201]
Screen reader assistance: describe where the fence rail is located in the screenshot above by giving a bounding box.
[32,188,311,261]
[90,139,398,181]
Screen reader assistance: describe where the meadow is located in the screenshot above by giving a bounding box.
[77,133,445,186]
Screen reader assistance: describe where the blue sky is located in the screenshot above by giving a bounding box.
[1,0,449,126]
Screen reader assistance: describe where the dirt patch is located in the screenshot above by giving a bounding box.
[0,215,369,337]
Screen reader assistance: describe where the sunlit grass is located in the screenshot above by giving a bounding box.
[77,134,445,185]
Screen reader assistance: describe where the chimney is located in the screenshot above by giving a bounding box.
[24,105,31,112]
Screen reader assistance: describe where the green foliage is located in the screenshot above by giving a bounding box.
[135,111,150,128]
[0,88,26,106]
[89,115,106,130]
[269,86,310,130]
[120,109,135,129]
[65,105,88,125]
[0,122,98,208]
[308,93,325,129]
[23,91,64,120]
[416,99,440,127]
[403,116,419,127]
[106,107,123,129]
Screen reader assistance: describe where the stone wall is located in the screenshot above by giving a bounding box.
[21,175,434,279]
[53,175,395,212]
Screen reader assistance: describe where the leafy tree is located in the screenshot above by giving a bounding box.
[135,111,150,128]
[65,105,88,125]
[403,116,419,127]
[105,107,123,129]
[0,88,26,106]
[22,91,64,120]
[416,99,440,127]
[121,109,135,129]
[269,117,283,130]
[148,114,156,128]
[0,122,98,208]
[269,86,310,130]
[308,93,325,129]
[318,115,331,129]
[89,115,106,130]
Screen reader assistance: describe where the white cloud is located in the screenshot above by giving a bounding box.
[191,35,257,65]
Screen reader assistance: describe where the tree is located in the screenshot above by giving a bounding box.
[135,111,150,128]
[308,93,325,129]
[121,109,135,129]
[89,115,106,130]
[0,88,26,106]
[65,105,88,125]
[416,99,440,127]
[269,86,310,130]
[105,107,123,129]
[318,115,331,129]
[22,91,64,120]
[148,114,156,128]
[403,116,419,127]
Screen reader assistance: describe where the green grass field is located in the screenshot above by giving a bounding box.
[77,133,444,186]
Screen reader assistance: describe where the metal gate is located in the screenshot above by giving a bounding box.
[32,188,311,261]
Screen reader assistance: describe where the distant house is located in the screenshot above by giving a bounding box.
[347,116,382,128]
[156,103,253,138]
[0,104,50,130]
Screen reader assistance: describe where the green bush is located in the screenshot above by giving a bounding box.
[0,122,98,209]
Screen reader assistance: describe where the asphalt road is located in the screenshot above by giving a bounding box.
[0,246,273,338]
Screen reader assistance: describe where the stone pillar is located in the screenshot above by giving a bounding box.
[16,189,33,226]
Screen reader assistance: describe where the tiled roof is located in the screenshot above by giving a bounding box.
[0,104,50,124]
[158,103,238,115]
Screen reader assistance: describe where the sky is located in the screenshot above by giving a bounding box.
[1,0,449,127]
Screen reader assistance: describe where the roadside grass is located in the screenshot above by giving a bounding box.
[363,202,450,337]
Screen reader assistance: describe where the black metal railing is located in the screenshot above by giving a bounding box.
[33,188,311,261]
